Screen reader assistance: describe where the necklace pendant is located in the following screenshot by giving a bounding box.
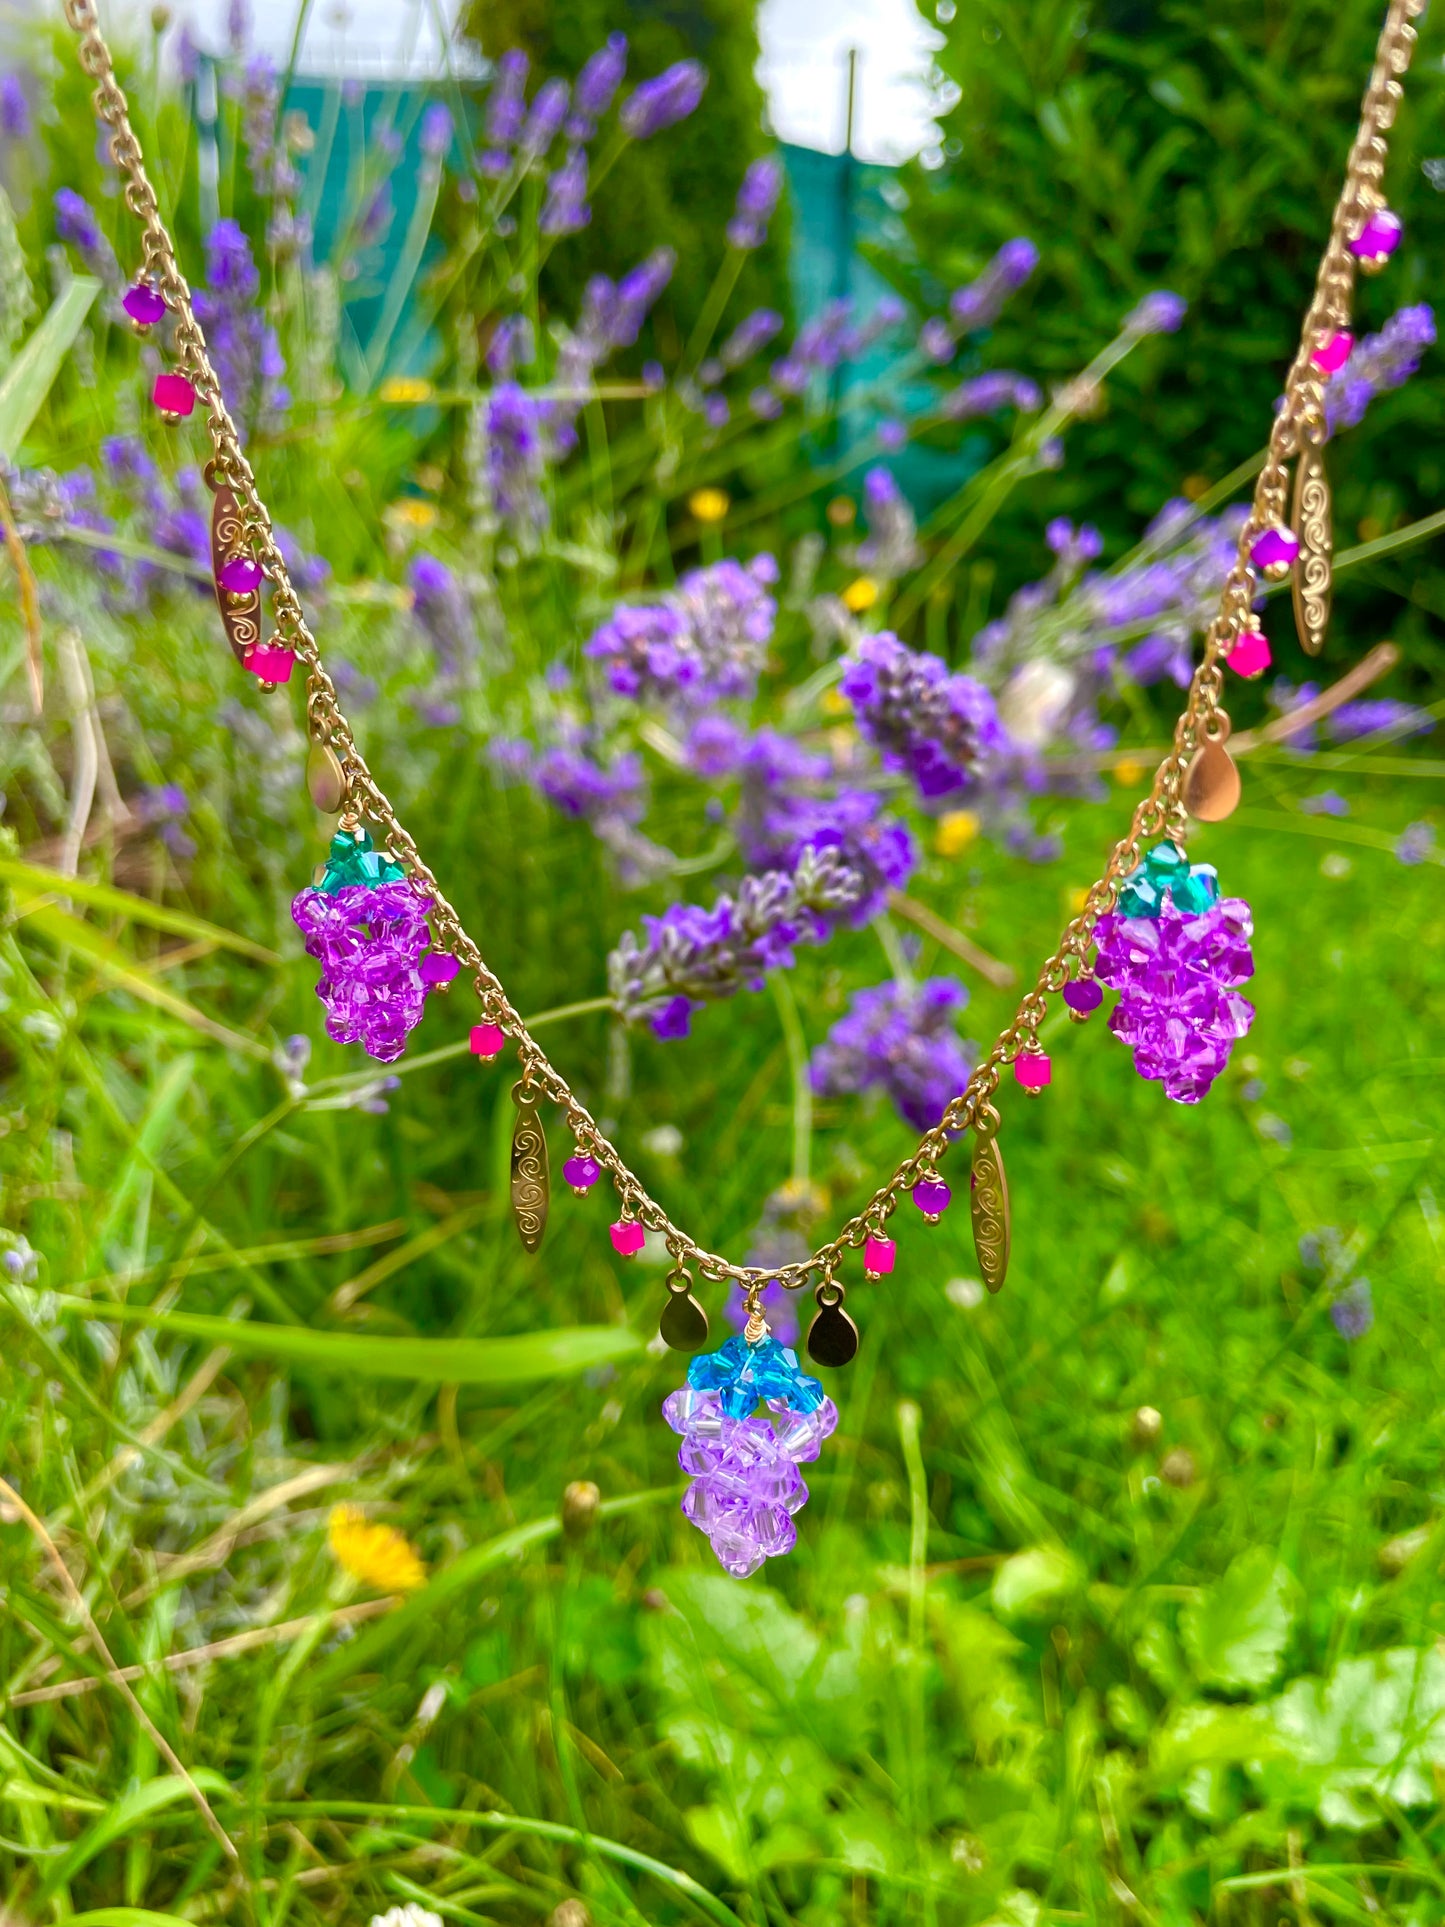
[210,484,262,666]
[970,1103,1011,1294]
[1183,709,1242,823]
[806,1276,859,1367]
[659,1264,709,1352]
[1291,442,1333,657]
[509,1080,550,1253]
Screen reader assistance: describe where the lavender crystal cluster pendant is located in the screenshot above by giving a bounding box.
[1092,841,1255,1103]
[291,828,456,1063]
[663,1333,837,1577]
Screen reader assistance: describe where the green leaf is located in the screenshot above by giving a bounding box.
[990,1544,1083,1620]
[38,1771,233,1898]
[1258,1647,1445,1829]
[1180,1546,1298,1692]
[53,1294,642,1383]
[68,1914,202,1927]
[0,856,280,964]
[0,277,102,460]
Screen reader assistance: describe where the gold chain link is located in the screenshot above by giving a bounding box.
[61,0,1422,1290]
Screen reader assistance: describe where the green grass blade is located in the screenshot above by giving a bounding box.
[52,1295,642,1384]
[0,857,279,963]
[38,1772,232,1899]
[0,277,102,460]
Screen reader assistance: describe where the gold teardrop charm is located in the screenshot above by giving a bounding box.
[1183,709,1242,823]
[970,1103,1011,1295]
[1291,441,1332,657]
[509,1079,549,1253]
[306,740,347,814]
[806,1277,859,1368]
[659,1266,709,1352]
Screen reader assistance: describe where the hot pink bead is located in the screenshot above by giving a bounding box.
[1227,627,1272,679]
[469,1023,506,1058]
[217,555,263,595]
[420,952,459,987]
[1250,525,1299,572]
[123,282,166,326]
[564,1155,600,1192]
[911,1179,952,1220]
[1014,1053,1052,1091]
[152,372,195,417]
[863,1235,895,1276]
[245,643,294,684]
[1350,209,1402,263]
[610,1220,645,1257]
[1311,329,1354,375]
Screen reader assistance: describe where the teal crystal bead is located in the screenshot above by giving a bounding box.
[318,827,407,894]
[687,1332,825,1419]
[1115,841,1219,920]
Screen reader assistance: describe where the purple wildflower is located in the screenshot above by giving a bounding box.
[811,978,974,1132]
[486,314,533,380]
[849,466,920,579]
[1395,821,1436,865]
[570,34,627,139]
[948,238,1039,332]
[522,78,569,159]
[940,371,1041,421]
[2,73,32,140]
[193,219,289,426]
[919,316,954,363]
[1330,1277,1374,1340]
[728,155,784,250]
[877,417,907,451]
[53,189,120,287]
[227,0,250,54]
[1325,304,1436,432]
[720,308,784,368]
[1299,790,1350,817]
[410,553,475,674]
[621,60,707,139]
[419,101,453,161]
[1125,290,1187,336]
[584,554,778,711]
[240,56,299,200]
[484,381,550,533]
[480,49,529,173]
[841,631,1006,798]
[541,148,589,235]
[750,386,783,420]
[1325,699,1433,743]
[136,783,196,859]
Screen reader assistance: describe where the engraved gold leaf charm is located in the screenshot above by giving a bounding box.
[970,1104,1010,1295]
[1291,442,1332,657]
[660,1267,709,1352]
[210,485,261,666]
[1183,709,1242,823]
[806,1279,859,1367]
[509,1080,549,1253]
[306,741,347,815]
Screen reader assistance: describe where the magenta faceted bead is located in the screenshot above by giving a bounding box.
[469,1022,506,1058]
[1093,896,1255,1103]
[1063,978,1103,1017]
[1227,627,1272,679]
[1014,1052,1052,1092]
[245,643,294,684]
[1250,525,1299,573]
[217,555,263,595]
[123,282,166,326]
[1350,208,1402,265]
[911,1179,952,1221]
[291,879,434,1064]
[1311,329,1354,375]
[564,1154,600,1193]
[152,371,195,417]
[610,1220,646,1258]
[419,951,459,987]
[863,1235,896,1277]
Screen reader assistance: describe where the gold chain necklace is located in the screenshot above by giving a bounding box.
[61,0,1423,1356]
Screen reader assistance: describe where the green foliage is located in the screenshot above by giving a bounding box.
[900,0,1445,682]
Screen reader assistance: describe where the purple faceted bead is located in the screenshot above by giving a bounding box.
[1350,208,1402,263]
[1064,977,1103,1015]
[217,555,263,594]
[1250,526,1299,572]
[420,951,460,986]
[123,282,166,326]
[563,1153,600,1192]
[290,880,435,1064]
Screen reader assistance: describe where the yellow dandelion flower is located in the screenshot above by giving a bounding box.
[385,498,440,532]
[1113,757,1146,788]
[820,686,851,718]
[688,487,730,523]
[327,1504,427,1592]
[936,810,980,857]
[842,576,879,614]
[379,376,434,405]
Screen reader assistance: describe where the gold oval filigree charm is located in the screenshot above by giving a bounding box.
[970,1104,1010,1295]
[1291,441,1332,657]
[1183,708,1242,823]
[210,484,261,666]
[509,1080,550,1254]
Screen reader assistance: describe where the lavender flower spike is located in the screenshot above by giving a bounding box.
[608,847,870,1038]
[622,60,708,139]
[840,630,1007,799]
[949,238,1039,331]
[1124,290,1187,336]
[1324,304,1435,433]
[728,155,784,250]
[811,978,975,1132]
[572,33,627,136]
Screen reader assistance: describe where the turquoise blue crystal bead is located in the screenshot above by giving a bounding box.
[318,827,407,894]
[1115,841,1219,920]
[687,1332,826,1420]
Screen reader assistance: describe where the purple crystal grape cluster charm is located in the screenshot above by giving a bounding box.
[291,828,456,1063]
[663,1333,837,1577]
[1092,841,1255,1103]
